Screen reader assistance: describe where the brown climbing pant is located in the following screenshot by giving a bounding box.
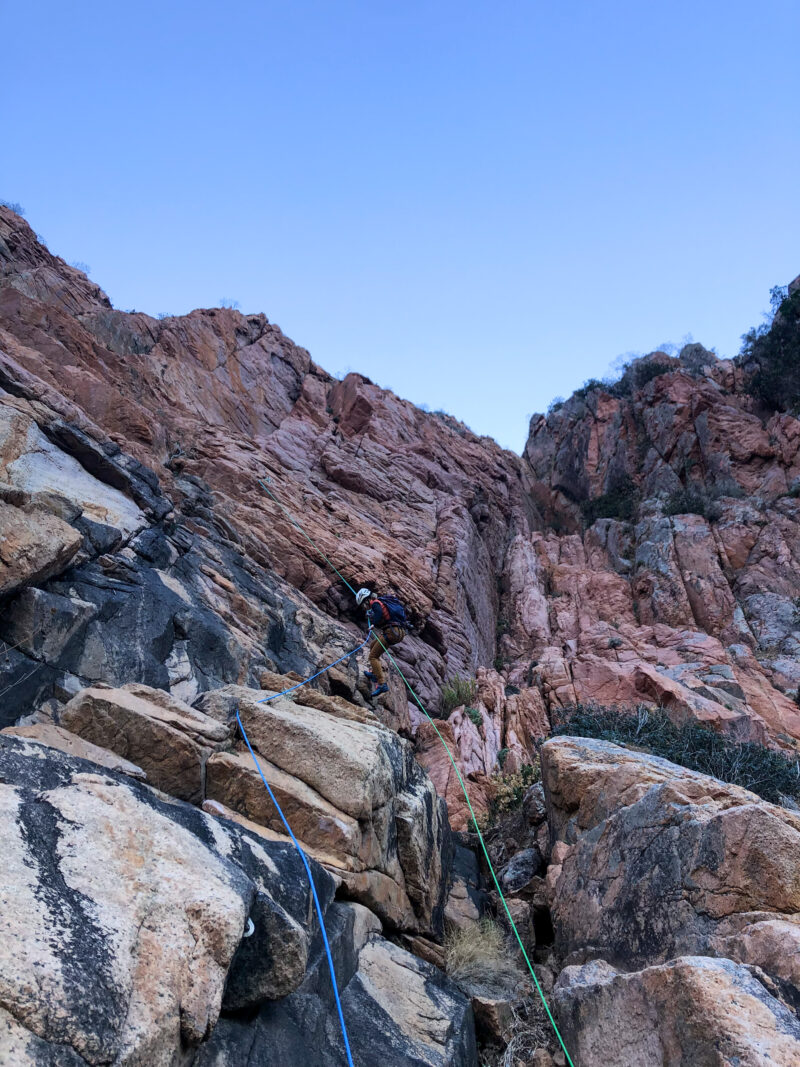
[368,625,406,685]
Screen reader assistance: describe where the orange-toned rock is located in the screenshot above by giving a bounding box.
[554,956,800,1066]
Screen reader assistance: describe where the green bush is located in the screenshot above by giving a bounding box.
[631,359,674,388]
[608,357,674,398]
[665,480,744,522]
[572,378,607,401]
[664,487,717,520]
[442,675,478,714]
[553,704,800,805]
[466,706,482,727]
[581,473,639,525]
[482,761,541,828]
[742,286,800,411]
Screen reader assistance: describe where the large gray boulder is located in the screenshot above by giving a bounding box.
[0,735,477,1066]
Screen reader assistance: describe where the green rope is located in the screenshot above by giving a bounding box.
[255,472,575,1062]
[373,633,576,1066]
[258,478,359,596]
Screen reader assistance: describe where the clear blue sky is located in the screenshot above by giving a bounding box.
[4,1,799,451]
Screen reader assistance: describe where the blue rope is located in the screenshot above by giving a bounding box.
[256,637,370,704]
[236,708,356,1067]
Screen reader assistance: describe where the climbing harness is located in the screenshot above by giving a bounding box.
[236,709,355,1067]
[256,475,577,1065]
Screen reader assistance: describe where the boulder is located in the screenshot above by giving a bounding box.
[542,737,800,977]
[500,848,542,896]
[200,683,451,936]
[0,496,82,597]
[60,683,230,802]
[1,722,147,779]
[0,733,327,1065]
[554,956,800,1067]
[197,926,476,1067]
[542,733,800,1063]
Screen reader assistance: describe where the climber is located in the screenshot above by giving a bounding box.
[355,588,409,698]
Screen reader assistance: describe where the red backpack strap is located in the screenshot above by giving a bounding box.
[371,599,391,625]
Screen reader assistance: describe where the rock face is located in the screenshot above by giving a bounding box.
[555,956,800,1067]
[198,682,451,935]
[0,734,475,1066]
[60,682,231,803]
[543,736,800,1064]
[2,206,798,822]
[2,205,800,1063]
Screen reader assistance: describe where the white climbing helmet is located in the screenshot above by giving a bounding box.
[355,587,372,606]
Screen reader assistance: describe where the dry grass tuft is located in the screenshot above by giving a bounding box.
[501,996,554,1065]
[445,919,526,1000]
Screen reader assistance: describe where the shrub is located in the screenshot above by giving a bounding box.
[483,761,541,827]
[665,481,744,522]
[608,637,623,649]
[572,378,606,401]
[742,285,800,411]
[607,356,674,398]
[499,997,554,1065]
[553,704,800,805]
[664,487,716,520]
[442,675,478,714]
[497,747,510,768]
[631,359,674,388]
[219,298,240,309]
[466,706,482,727]
[70,260,91,275]
[0,200,25,215]
[445,919,524,999]
[581,473,639,525]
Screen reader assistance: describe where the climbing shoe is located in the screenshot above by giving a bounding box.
[370,684,389,698]
[364,670,378,683]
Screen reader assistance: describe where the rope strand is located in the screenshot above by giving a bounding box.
[236,710,355,1066]
[253,472,575,1063]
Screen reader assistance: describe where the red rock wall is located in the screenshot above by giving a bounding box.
[2,206,798,829]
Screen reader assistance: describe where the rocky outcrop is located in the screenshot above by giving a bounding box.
[517,355,800,754]
[196,913,477,1067]
[14,671,452,938]
[554,956,800,1067]
[542,736,800,1063]
[59,682,231,802]
[0,733,475,1066]
[197,681,451,935]
[2,204,800,1064]
[2,206,799,790]
[0,734,311,1065]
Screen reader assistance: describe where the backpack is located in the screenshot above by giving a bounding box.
[374,595,409,629]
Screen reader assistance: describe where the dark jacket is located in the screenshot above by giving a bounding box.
[366,600,388,629]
